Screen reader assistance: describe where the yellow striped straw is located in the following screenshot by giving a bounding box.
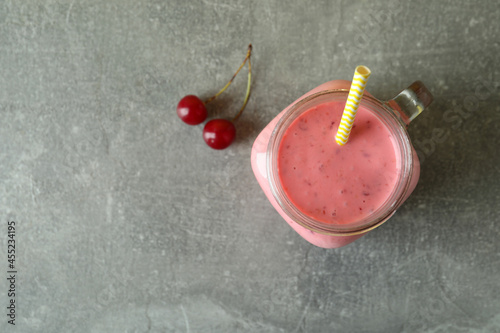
[335,65,372,146]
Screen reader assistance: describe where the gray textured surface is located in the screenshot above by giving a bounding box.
[1,1,500,332]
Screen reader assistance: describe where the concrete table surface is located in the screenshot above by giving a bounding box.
[1,1,500,332]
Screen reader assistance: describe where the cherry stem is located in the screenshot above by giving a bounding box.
[232,50,251,122]
[204,44,252,105]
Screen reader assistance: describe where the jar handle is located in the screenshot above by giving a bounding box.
[385,81,434,125]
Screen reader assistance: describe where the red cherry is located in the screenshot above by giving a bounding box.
[203,119,236,150]
[177,95,207,125]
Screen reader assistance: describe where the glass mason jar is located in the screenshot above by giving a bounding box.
[251,80,433,248]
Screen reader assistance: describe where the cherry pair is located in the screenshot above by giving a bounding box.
[177,44,252,150]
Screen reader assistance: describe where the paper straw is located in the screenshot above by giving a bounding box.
[335,65,371,146]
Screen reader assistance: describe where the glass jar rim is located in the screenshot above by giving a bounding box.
[266,89,415,236]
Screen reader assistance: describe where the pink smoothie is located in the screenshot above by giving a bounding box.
[277,101,399,226]
[251,80,421,248]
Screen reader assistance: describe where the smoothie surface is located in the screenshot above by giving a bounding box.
[277,101,399,225]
